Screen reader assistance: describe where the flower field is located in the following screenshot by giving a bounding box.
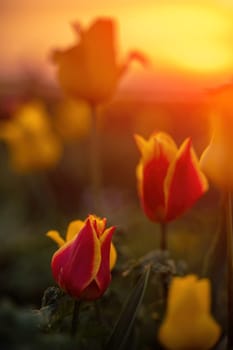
[1,7,233,350]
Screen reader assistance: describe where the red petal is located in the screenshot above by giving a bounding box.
[51,218,101,298]
[141,143,170,221]
[51,243,74,290]
[95,226,115,293]
[164,138,208,221]
[80,280,102,301]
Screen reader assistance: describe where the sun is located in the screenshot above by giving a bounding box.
[122,2,233,75]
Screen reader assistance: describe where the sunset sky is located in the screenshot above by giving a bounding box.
[2,0,233,94]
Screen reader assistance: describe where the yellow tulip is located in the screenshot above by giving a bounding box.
[158,275,221,350]
[0,101,62,173]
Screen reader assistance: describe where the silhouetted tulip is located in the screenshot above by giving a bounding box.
[53,18,147,105]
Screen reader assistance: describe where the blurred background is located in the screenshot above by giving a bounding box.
[1,0,233,348]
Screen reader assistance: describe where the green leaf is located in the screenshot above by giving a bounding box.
[105,266,151,350]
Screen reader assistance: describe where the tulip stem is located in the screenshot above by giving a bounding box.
[160,223,167,251]
[71,299,81,337]
[225,191,233,349]
[160,223,168,302]
[89,104,102,214]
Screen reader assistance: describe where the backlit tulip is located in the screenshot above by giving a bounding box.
[53,18,145,105]
[200,84,233,190]
[0,101,62,173]
[135,132,208,222]
[158,275,221,350]
[47,215,116,300]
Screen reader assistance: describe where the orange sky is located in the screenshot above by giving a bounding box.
[2,0,233,94]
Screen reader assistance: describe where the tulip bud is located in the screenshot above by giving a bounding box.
[47,215,116,300]
[135,132,208,222]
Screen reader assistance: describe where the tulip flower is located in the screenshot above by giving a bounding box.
[135,132,208,222]
[158,275,221,350]
[200,84,233,190]
[0,101,62,173]
[53,18,146,105]
[47,215,116,300]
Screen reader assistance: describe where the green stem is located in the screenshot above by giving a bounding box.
[89,104,102,214]
[160,223,167,251]
[225,191,233,349]
[71,300,81,337]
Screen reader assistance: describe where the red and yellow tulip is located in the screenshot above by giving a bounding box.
[47,215,116,300]
[158,275,221,350]
[135,132,208,222]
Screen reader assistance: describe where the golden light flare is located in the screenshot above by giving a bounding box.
[1,0,233,80]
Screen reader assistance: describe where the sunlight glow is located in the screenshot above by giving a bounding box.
[2,0,233,81]
[122,3,233,75]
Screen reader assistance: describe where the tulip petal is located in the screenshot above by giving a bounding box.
[56,20,118,104]
[83,19,118,103]
[141,142,173,221]
[51,242,74,290]
[164,138,208,221]
[110,242,117,270]
[66,220,84,242]
[51,218,101,297]
[196,279,211,313]
[95,226,115,293]
[135,132,178,221]
[71,22,83,37]
[164,276,195,320]
[90,215,107,237]
[134,134,157,163]
[119,51,149,78]
[46,230,65,247]
[159,315,220,350]
[80,280,103,300]
[55,41,88,100]
[200,131,233,190]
